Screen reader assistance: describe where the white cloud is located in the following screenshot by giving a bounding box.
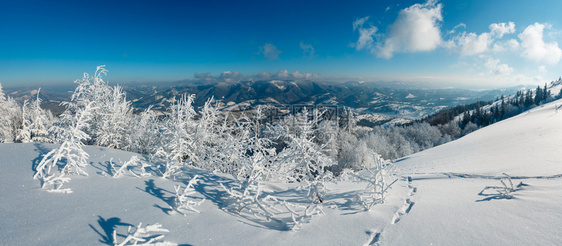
[492,39,520,52]
[194,72,213,80]
[489,22,515,38]
[447,22,516,56]
[291,71,319,80]
[353,17,369,31]
[518,23,562,65]
[510,74,544,84]
[355,25,378,53]
[259,43,281,60]
[193,70,319,82]
[300,42,315,58]
[538,65,547,72]
[448,23,466,35]
[453,32,493,56]
[219,71,244,82]
[352,16,378,54]
[377,0,443,58]
[508,39,520,50]
[255,72,272,80]
[276,70,289,79]
[484,58,514,76]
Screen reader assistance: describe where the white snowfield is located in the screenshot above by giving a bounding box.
[1,99,561,245]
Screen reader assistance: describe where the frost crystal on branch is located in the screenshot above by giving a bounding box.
[114,222,176,246]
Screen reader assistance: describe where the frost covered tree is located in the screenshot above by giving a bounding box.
[129,106,161,155]
[65,66,111,142]
[187,97,232,172]
[16,90,54,143]
[96,85,132,149]
[161,94,197,164]
[16,100,32,143]
[272,108,336,203]
[0,84,22,143]
[221,107,279,211]
[33,102,95,191]
[29,91,55,142]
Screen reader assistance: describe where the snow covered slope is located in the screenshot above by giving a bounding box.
[0,143,409,245]
[384,99,562,245]
[1,99,561,245]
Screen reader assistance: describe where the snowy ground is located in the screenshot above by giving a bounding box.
[385,99,562,245]
[1,99,561,245]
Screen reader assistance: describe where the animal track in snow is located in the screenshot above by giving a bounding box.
[364,230,382,246]
[391,176,417,224]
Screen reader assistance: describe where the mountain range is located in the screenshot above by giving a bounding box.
[4,80,527,125]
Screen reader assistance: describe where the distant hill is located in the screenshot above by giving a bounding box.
[4,80,524,125]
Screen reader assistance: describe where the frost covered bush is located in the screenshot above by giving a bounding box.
[33,103,95,192]
[271,108,336,203]
[0,84,23,143]
[173,175,205,214]
[128,106,162,155]
[96,85,133,149]
[352,150,397,210]
[58,65,134,150]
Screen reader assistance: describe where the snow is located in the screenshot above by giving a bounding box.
[1,99,562,245]
[385,99,562,245]
[0,143,407,245]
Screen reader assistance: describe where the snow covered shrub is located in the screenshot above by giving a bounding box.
[63,66,112,144]
[16,90,55,143]
[96,85,133,149]
[173,175,205,215]
[272,108,337,203]
[221,177,278,220]
[16,100,32,143]
[113,222,176,246]
[284,202,325,231]
[188,97,233,172]
[106,156,149,178]
[106,158,132,178]
[129,106,161,155]
[33,102,95,191]
[161,94,197,164]
[62,65,135,149]
[221,150,279,221]
[0,83,23,143]
[42,173,73,194]
[220,107,280,215]
[152,148,183,179]
[29,90,55,142]
[353,150,397,210]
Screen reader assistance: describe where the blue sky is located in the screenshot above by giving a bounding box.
[2,0,562,87]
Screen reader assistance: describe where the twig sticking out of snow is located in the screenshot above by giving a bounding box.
[479,173,517,200]
[152,148,182,180]
[173,175,205,215]
[113,222,176,246]
[220,181,278,221]
[284,202,325,231]
[43,173,73,194]
[222,179,326,230]
[107,156,150,178]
